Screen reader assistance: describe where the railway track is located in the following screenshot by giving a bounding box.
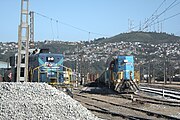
[73,92,180,120]
[140,83,180,91]
[140,86,180,100]
[78,100,151,120]
[74,94,152,120]
[109,93,180,107]
[76,86,180,107]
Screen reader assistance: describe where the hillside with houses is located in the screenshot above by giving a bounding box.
[0,32,180,79]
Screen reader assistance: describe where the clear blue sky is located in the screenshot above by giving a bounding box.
[0,0,180,42]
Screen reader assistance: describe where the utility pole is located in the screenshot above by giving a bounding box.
[128,19,130,32]
[148,62,151,84]
[75,57,79,82]
[29,11,35,49]
[142,64,144,82]
[80,53,83,85]
[139,21,141,31]
[17,0,30,82]
[179,61,180,76]
[164,55,167,84]
[88,32,90,42]
[79,53,82,85]
[157,20,160,33]
[75,44,79,87]
[169,60,172,84]
[128,19,134,32]
[149,60,155,83]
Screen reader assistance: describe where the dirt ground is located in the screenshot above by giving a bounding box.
[73,86,180,119]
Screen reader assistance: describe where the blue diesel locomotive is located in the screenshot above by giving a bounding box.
[29,52,64,83]
[5,49,72,86]
[97,56,139,92]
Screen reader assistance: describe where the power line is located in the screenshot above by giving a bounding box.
[129,0,180,32]
[143,0,178,30]
[168,1,180,10]
[150,12,180,26]
[142,0,166,28]
[34,11,109,38]
[58,20,109,36]
[129,0,180,31]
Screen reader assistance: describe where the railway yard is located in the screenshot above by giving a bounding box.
[0,0,180,120]
[0,82,180,120]
[72,82,180,120]
[0,82,101,120]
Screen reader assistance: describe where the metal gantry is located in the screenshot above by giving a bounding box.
[29,11,35,49]
[16,0,30,82]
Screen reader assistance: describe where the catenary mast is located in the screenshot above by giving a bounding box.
[16,0,30,82]
[29,11,35,49]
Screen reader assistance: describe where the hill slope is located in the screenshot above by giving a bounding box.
[95,32,180,44]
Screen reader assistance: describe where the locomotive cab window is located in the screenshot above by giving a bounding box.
[46,57,54,62]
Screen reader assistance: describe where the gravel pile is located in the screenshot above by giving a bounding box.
[0,82,102,120]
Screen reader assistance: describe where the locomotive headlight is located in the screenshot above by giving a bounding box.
[47,57,54,62]
[50,57,54,61]
[124,60,128,63]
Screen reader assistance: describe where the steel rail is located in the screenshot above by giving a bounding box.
[74,93,180,120]
[75,96,150,120]
[140,86,180,100]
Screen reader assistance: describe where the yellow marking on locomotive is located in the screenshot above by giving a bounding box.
[134,70,140,84]
[117,71,123,80]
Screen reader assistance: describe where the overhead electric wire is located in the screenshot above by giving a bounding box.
[142,0,166,28]
[143,0,178,30]
[150,12,180,26]
[129,0,167,32]
[129,0,179,32]
[153,0,177,19]
[168,1,180,11]
[34,11,109,38]
[57,20,109,36]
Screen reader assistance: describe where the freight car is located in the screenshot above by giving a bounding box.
[96,56,139,93]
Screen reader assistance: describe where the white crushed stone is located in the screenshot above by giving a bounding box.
[0,82,103,120]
